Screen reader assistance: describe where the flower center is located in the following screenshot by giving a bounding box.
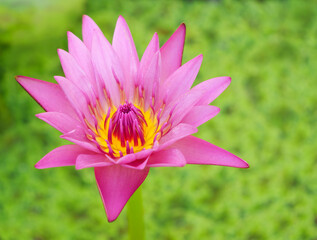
[108,103,147,147]
[90,101,161,158]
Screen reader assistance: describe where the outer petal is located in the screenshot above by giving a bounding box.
[162,55,203,104]
[16,76,76,117]
[67,31,97,91]
[159,123,197,150]
[160,23,186,82]
[76,153,113,169]
[192,77,231,105]
[36,112,81,133]
[147,148,186,167]
[171,136,249,168]
[95,165,149,222]
[181,105,220,127]
[55,76,94,124]
[57,49,95,101]
[35,145,91,169]
[61,128,100,153]
[112,16,139,100]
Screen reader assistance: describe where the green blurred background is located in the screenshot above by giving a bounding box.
[0,0,316,239]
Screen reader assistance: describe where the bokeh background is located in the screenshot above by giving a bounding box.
[1,0,316,239]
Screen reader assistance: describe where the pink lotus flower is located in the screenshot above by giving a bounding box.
[16,15,248,222]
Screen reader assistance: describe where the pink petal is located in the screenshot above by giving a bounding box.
[160,23,186,82]
[82,15,123,105]
[114,153,135,165]
[95,165,149,222]
[57,49,95,101]
[181,105,220,127]
[36,112,81,133]
[162,87,205,127]
[67,31,97,91]
[55,76,94,124]
[61,128,100,153]
[112,16,139,100]
[172,136,249,168]
[16,76,76,117]
[117,149,153,170]
[76,153,113,170]
[143,51,161,111]
[82,15,104,50]
[91,33,121,106]
[191,76,231,105]
[69,30,107,108]
[147,148,186,167]
[159,123,197,150]
[35,145,91,169]
[138,32,159,86]
[122,157,150,170]
[162,55,203,104]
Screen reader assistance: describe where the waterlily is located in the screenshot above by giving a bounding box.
[16,15,248,223]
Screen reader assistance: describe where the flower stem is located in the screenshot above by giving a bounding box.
[127,187,145,240]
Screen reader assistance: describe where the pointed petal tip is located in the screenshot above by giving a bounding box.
[34,162,48,169]
[221,76,232,86]
[196,54,203,62]
[34,163,41,169]
[56,48,64,56]
[15,75,30,83]
[222,76,232,89]
[118,15,125,21]
[67,31,74,38]
[180,22,186,31]
[230,155,249,168]
[15,75,26,86]
[57,48,68,56]
[34,163,50,169]
[82,14,92,22]
[15,76,34,89]
[54,75,65,84]
[241,160,250,168]
[82,15,94,29]
[116,15,128,26]
[175,22,186,32]
[114,15,131,34]
[106,215,117,223]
